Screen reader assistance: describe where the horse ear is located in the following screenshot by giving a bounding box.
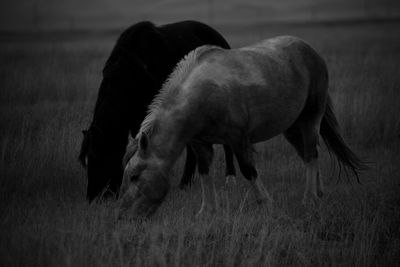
[138,132,148,158]
[79,132,89,168]
[122,138,138,167]
[78,152,88,168]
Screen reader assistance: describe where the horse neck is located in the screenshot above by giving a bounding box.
[92,89,149,137]
[147,113,192,171]
[92,112,129,144]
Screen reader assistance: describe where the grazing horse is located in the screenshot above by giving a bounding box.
[118,36,365,219]
[79,20,235,202]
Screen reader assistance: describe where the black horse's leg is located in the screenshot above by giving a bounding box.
[223,145,236,184]
[179,146,197,189]
[224,145,235,176]
[107,167,123,199]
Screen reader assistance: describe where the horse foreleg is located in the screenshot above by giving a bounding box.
[197,174,217,217]
[179,146,197,189]
[250,178,271,204]
[223,144,237,185]
[316,168,324,198]
[191,143,217,217]
[233,142,273,204]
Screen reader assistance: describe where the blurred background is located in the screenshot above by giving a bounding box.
[1,0,400,31]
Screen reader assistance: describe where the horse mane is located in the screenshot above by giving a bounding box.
[136,45,219,138]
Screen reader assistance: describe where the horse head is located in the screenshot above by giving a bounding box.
[118,132,169,219]
[79,125,124,202]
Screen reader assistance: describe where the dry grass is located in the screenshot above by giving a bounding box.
[0,22,399,266]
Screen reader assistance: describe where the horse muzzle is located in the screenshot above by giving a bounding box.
[117,184,161,220]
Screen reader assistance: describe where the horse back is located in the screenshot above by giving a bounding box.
[179,36,328,143]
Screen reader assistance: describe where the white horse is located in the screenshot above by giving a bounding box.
[118,36,365,219]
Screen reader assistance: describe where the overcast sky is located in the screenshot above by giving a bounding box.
[0,0,399,31]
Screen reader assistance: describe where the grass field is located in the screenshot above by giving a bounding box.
[0,21,399,266]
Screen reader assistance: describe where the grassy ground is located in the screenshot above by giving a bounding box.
[0,22,399,266]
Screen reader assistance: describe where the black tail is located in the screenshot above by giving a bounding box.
[320,96,367,182]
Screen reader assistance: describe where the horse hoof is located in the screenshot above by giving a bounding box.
[255,198,274,212]
[256,197,273,206]
[225,175,237,186]
[256,198,267,205]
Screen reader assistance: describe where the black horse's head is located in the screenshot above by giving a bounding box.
[79,125,125,202]
[79,22,169,202]
[79,65,148,203]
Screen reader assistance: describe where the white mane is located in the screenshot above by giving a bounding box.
[135,45,219,138]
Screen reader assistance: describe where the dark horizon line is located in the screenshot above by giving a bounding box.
[0,15,399,40]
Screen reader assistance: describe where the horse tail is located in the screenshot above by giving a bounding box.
[320,96,367,182]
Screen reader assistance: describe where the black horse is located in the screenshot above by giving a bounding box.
[79,20,236,202]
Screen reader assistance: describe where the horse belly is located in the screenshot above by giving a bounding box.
[249,118,295,143]
[247,86,307,143]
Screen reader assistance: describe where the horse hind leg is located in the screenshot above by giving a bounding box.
[301,121,324,207]
[284,124,304,159]
[285,120,324,207]
[233,141,272,204]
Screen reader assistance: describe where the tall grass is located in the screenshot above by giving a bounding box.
[0,23,399,266]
